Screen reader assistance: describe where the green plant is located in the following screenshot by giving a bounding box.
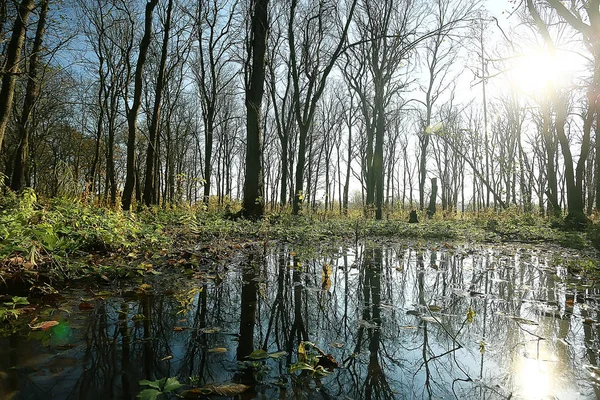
[137,377,182,400]
[0,296,29,321]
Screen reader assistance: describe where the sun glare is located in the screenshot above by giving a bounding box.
[508,49,576,96]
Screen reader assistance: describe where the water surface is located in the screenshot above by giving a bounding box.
[1,241,599,399]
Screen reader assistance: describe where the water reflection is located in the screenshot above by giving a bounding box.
[1,242,599,399]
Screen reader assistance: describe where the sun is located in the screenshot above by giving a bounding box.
[507,48,577,97]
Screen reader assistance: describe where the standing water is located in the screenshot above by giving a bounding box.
[1,241,599,399]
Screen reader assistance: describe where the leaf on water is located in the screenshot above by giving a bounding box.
[428,305,441,312]
[329,342,345,349]
[268,351,288,359]
[214,383,250,396]
[479,341,486,355]
[160,355,173,361]
[420,316,437,323]
[173,326,187,332]
[138,283,152,291]
[247,349,269,359]
[30,321,59,331]
[208,347,228,353]
[192,383,250,397]
[467,307,476,323]
[78,302,94,311]
[200,327,221,334]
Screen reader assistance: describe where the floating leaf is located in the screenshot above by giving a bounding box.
[479,341,486,355]
[78,302,94,311]
[428,305,441,312]
[209,347,228,353]
[192,383,250,397]
[160,355,173,361]
[30,321,59,331]
[213,383,250,396]
[268,351,288,359]
[173,326,187,332]
[248,349,269,359]
[200,327,220,334]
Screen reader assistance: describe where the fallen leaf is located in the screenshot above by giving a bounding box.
[160,355,173,361]
[208,347,228,353]
[201,383,250,396]
[78,302,94,311]
[30,321,59,331]
[173,326,188,332]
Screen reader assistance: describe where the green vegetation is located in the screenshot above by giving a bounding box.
[1,190,599,294]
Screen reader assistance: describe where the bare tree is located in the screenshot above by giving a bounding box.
[10,0,50,192]
[241,0,269,218]
[0,0,35,154]
[288,0,357,215]
[122,0,158,211]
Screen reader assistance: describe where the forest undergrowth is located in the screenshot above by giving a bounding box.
[1,189,599,296]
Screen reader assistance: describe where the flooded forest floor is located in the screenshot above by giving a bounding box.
[2,198,600,399]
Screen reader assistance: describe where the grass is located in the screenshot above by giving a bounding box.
[0,190,598,294]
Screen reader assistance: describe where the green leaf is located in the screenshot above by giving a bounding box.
[11,296,29,306]
[268,351,288,359]
[163,377,182,392]
[247,349,269,360]
[137,388,161,400]
[290,362,315,374]
[139,380,161,390]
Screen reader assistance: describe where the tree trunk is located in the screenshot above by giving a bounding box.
[0,0,35,153]
[427,178,437,219]
[241,0,269,218]
[11,0,49,192]
[122,0,158,211]
[143,0,173,206]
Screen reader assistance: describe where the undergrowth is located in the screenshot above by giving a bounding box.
[1,190,598,293]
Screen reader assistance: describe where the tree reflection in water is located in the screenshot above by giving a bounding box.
[0,243,598,399]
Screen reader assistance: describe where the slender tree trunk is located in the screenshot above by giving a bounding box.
[0,0,35,153]
[143,0,173,206]
[11,0,49,192]
[122,0,158,211]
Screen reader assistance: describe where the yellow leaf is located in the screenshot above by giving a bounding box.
[209,347,228,353]
[298,342,306,363]
[467,307,476,323]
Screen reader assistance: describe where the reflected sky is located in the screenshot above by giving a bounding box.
[0,241,599,399]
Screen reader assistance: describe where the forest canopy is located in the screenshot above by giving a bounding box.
[0,0,597,227]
